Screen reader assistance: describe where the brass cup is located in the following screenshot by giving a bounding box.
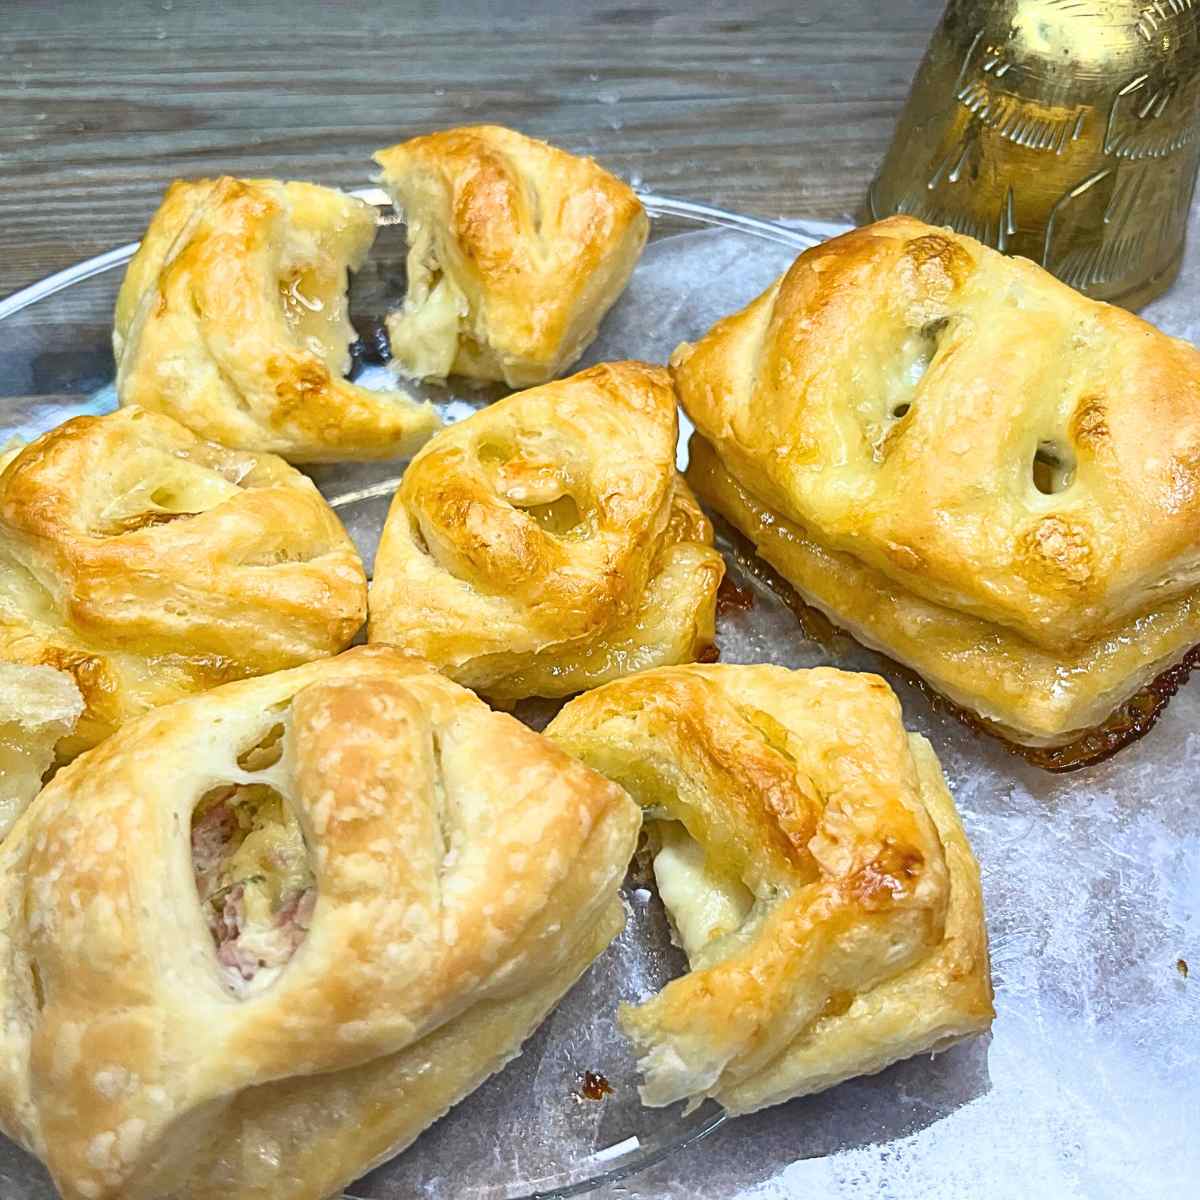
[868,0,1200,308]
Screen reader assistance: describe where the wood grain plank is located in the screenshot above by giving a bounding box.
[0,0,941,298]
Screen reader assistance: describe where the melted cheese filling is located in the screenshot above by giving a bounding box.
[652,821,754,965]
[390,269,468,380]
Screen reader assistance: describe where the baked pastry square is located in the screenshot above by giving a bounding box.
[0,645,640,1200]
[375,125,648,387]
[114,176,438,462]
[0,407,367,751]
[368,361,723,698]
[674,215,1200,762]
[0,663,82,841]
[546,663,994,1115]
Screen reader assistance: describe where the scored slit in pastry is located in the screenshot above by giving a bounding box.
[546,663,994,1114]
[0,646,640,1200]
[0,406,367,751]
[0,663,82,841]
[114,175,438,462]
[374,124,649,387]
[674,215,1200,768]
[368,360,724,699]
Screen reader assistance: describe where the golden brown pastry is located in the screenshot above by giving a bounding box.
[546,663,994,1115]
[0,645,639,1200]
[114,176,439,462]
[375,125,648,387]
[0,664,82,841]
[368,361,724,698]
[675,215,1200,762]
[0,407,367,751]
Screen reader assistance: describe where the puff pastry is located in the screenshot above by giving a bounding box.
[114,176,439,462]
[0,645,640,1200]
[368,361,724,698]
[0,664,82,841]
[375,125,648,387]
[0,407,367,751]
[674,215,1200,758]
[546,663,994,1114]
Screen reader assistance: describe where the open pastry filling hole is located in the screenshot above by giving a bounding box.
[477,436,589,538]
[869,317,952,455]
[644,819,755,969]
[1032,440,1076,495]
[92,450,243,536]
[518,493,584,536]
[191,778,313,996]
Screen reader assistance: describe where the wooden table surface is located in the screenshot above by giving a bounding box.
[0,0,944,299]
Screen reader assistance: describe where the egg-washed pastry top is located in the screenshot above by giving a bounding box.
[375,124,648,388]
[368,361,723,699]
[546,662,993,1115]
[0,646,640,1200]
[674,215,1200,761]
[114,176,438,462]
[0,407,367,751]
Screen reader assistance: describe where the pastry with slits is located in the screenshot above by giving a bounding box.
[545,662,994,1114]
[0,645,639,1200]
[114,175,438,462]
[367,361,724,699]
[675,215,1200,765]
[0,407,366,751]
[375,125,648,387]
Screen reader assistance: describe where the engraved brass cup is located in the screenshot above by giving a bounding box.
[868,0,1200,308]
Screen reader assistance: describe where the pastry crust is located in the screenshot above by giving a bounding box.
[674,215,1200,746]
[688,434,1200,747]
[546,663,994,1115]
[0,407,367,751]
[0,645,640,1200]
[114,176,439,462]
[375,125,648,387]
[0,664,82,841]
[368,361,724,698]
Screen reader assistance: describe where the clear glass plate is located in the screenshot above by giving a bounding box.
[2,194,1197,1200]
[0,196,817,1200]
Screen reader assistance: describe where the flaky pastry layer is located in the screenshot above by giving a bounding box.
[672,215,1200,652]
[375,125,648,387]
[0,646,640,1200]
[368,362,723,698]
[546,663,993,1115]
[688,434,1200,746]
[0,407,367,750]
[115,176,438,462]
[0,663,82,840]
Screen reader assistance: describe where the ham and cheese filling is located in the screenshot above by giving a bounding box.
[191,783,314,995]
